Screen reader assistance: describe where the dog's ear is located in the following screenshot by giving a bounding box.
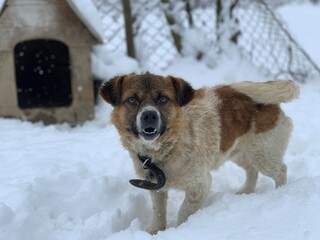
[170,76,194,106]
[99,75,125,106]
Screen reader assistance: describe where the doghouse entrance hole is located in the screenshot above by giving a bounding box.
[14,39,72,108]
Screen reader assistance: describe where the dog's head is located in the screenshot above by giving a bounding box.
[100,72,194,143]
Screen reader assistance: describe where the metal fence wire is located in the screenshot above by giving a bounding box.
[231,0,320,82]
[93,0,320,82]
[130,0,178,70]
[93,0,127,53]
[93,0,178,70]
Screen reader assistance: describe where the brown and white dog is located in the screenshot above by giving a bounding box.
[100,72,299,234]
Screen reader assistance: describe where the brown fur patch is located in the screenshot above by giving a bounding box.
[215,86,255,153]
[215,86,280,153]
[254,104,281,133]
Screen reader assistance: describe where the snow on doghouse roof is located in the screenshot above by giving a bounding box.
[66,0,105,43]
[0,0,6,15]
[0,0,104,43]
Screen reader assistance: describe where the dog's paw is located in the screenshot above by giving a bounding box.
[146,226,158,235]
[236,187,254,195]
[146,225,165,235]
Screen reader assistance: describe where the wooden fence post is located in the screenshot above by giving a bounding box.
[122,0,136,58]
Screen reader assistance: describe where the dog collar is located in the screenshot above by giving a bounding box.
[129,154,166,190]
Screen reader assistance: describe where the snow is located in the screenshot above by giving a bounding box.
[277,3,320,66]
[1,2,320,240]
[0,0,5,14]
[66,0,105,43]
[91,44,140,81]
[181,28,219,68]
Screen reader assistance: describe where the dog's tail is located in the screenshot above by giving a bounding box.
[230,80,299,104]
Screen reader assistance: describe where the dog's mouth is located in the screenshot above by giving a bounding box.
[132,125,166,142]
[143,127,157,135]
[140,127,160,141]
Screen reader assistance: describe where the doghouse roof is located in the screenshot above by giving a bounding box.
[0,0,104,43]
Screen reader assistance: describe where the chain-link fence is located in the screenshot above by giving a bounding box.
[93,0,178,70]
[130,0,178,70]
[93,0,127,53]
[231,0,320,82]
[93,0,320,82]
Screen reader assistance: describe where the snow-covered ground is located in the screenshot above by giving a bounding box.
[1,2,320,240]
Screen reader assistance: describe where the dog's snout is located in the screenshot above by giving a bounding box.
[136,106,162,141]
[141,110,159,125]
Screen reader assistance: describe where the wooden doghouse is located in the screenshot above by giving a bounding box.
[0,0,104,124]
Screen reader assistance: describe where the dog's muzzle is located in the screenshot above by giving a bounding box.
[136,106,162,141]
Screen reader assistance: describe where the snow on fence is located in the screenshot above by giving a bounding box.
[93,0,320,82]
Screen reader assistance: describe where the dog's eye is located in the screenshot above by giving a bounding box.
[158,96,169,104]
[126,97,139,105]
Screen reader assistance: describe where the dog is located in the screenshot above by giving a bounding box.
[100,72,299,234]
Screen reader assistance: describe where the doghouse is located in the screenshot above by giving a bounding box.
[0,0,104,124]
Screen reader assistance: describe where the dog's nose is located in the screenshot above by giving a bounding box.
[136,107,162,141]
[141,110,159,126]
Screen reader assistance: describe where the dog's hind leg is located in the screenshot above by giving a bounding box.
[146,190,168,234]
[233,155,258,194]
[256,159,287,188]
[248,114,291,189]
[237,166,258,194]
[244,142,287,189]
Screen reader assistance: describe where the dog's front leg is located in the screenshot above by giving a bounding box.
[177,174,211,226]
[146,190,168,234]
